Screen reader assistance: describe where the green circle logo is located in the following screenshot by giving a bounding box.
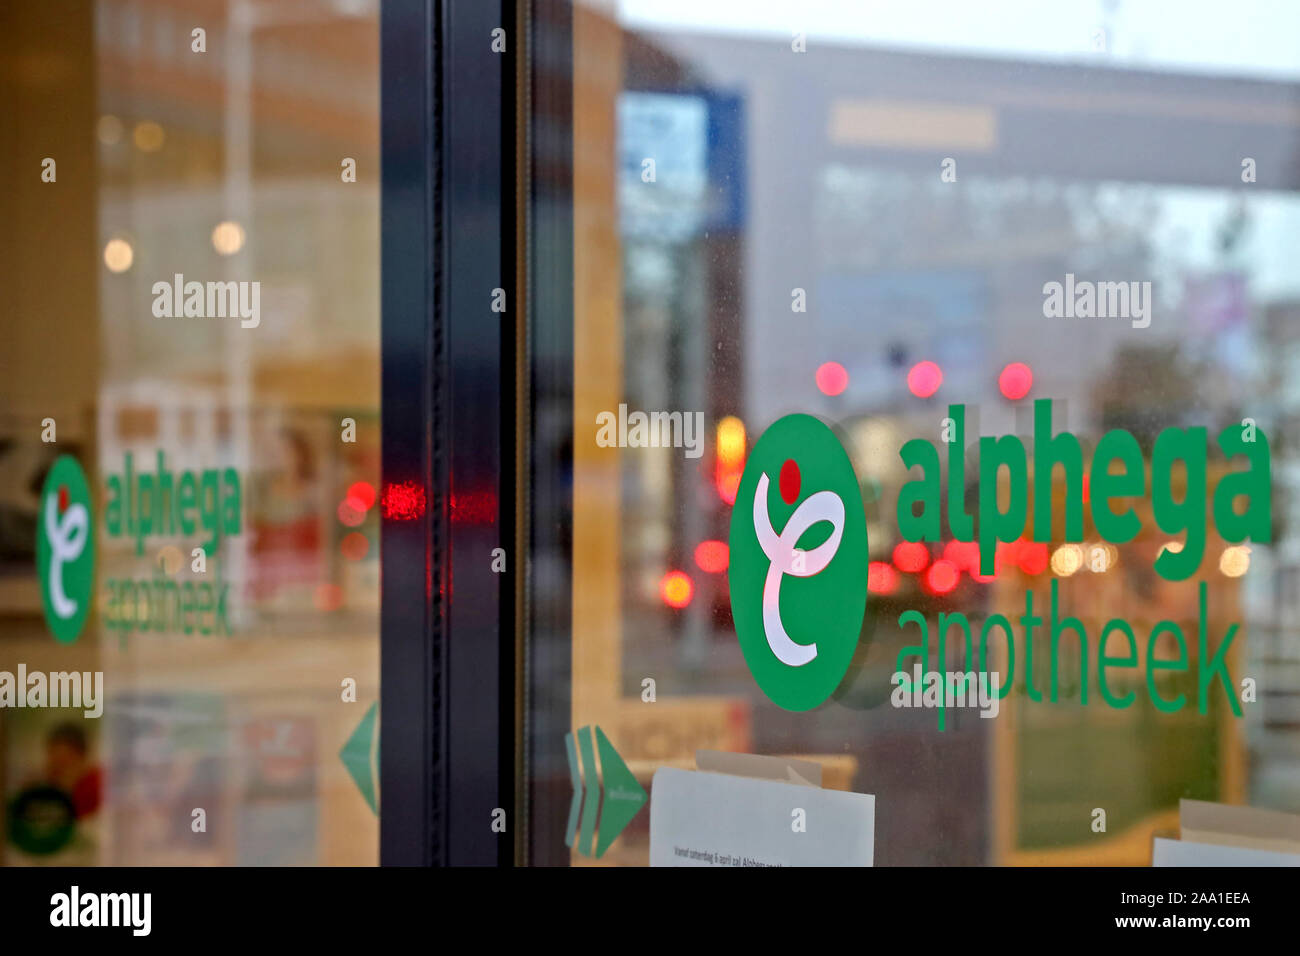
[7,785,77,856]
[728,415,868,711]
[36,455,95,644]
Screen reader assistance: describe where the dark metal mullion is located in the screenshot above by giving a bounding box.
[380,0,445,866]
[382,0,533,867]
[440,0,511,866]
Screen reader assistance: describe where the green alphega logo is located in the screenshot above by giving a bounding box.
[37,456,95,644]
[728,415,868,711]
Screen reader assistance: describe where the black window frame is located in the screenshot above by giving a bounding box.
[380,0,528,867]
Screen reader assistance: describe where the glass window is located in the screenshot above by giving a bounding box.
[523,0,1299,865]
[2,0,379,865]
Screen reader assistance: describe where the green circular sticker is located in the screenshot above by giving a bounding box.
[36,455,95,644]
[7,785,77,856]
[728,414,868,711]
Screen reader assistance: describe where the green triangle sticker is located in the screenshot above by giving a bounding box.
[340,701,379,815]
[593,726,646,858]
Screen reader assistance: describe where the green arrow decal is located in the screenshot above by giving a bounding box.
[593,726,647,858]
[340,701,379,815]
[565,725,648,858]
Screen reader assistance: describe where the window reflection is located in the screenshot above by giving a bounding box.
[2,0,379,865]
[562,0,1300,865]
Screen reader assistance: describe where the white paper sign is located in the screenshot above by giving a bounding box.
[650,767,874,867]
[1153,837,1300,867]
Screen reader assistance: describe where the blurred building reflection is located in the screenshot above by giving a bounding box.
[567,4,1300,864]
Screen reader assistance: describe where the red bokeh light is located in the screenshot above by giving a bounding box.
[382,481,426,520]
[347,480,377,512]
[340,531,369,562]
[998,362,1033,401]
[868,561,899,594]
[815,362,849,397]
[717,473,741,505]
[943,540,980,572]
[907,361,943,398]
[956,543,1004,582]
[1018,541,1049,575]
[925,559,960,595]
[892,541,931,573]
[660,570,694,609]
[694,540,729,574]
[451,489,498,524]
[337,500,365,527]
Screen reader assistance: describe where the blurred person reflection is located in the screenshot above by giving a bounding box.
[44,723,102,820]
